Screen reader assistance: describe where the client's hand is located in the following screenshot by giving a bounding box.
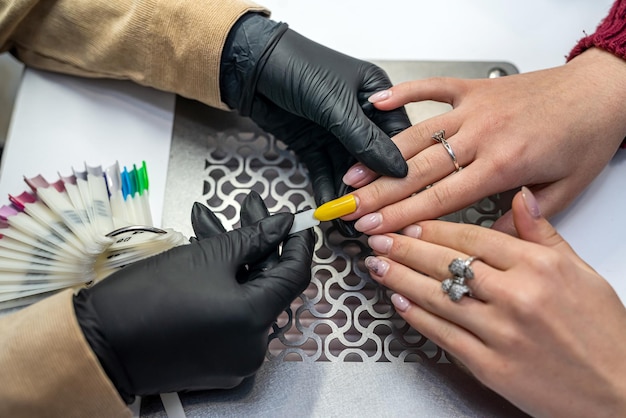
[364,187,626,417]
[344,48,626,235]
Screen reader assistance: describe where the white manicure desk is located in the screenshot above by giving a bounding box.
[1,1,620,417]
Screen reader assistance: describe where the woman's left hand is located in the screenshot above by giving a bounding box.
[364,187,626,418]
[343,48,626,235]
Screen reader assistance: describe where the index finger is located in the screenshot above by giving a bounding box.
[371,77,467,111]
[191,202,227,239]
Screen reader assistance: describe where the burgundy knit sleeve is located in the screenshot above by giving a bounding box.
[567,0,626,61]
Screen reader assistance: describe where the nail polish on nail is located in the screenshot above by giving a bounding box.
[368,235,393,254]
[365,256,389,276]
[342,164,368,186]
[313,194,357,221]
[391,293,411,312]
[521,186,541,219]
[368,89,391,103]
[355,213,382,232]
[401,225,422,239]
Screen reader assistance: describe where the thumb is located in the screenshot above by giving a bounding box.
[513,186,565,248]
[512,187,596,273]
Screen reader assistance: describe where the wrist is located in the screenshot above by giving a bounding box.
[567,48,626,150]
[567,0,626,62]
[219,13,287,112]
[73,290,135,404]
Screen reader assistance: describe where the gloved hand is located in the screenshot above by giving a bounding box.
[220,14,411,236]
[73,192,314,402]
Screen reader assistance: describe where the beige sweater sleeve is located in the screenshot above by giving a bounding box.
[0,290,131,417]
[0,0,269,109]
[0,1,274,415]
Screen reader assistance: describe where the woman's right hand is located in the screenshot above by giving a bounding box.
[364,187,626,417]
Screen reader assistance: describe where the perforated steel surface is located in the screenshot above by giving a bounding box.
[200,127,447,363]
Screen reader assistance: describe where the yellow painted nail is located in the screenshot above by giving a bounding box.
[313,194,357,221]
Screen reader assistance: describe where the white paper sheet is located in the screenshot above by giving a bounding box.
[0,69,175,228]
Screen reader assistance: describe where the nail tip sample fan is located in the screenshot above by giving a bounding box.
[0,160,187,311]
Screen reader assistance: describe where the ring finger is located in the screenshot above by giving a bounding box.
[365,250,492,337]
[344,111,464,189]
[347,128,471,219]
[368,232,501,303]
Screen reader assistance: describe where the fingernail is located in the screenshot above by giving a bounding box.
[313,194,357,221]
[365,256,389,276]
[368,235,393,254]
[368,89,391,103]
[342,163,368,185]
[391,293,411,312]
[400,225,422,239]
[355,213,382,232]
[521,186,541,219]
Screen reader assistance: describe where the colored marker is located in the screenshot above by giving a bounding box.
[135,161,153,226]
[104,161,130,228]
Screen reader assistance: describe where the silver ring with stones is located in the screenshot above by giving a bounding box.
[442,277,471,302]
[443,256,479,302]
[448,256,479,281]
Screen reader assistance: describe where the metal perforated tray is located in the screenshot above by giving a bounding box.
[154,60,528,417]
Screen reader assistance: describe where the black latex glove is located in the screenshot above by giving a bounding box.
[74,194,314,402]
[191,191,283,281]
[221,14,411,236]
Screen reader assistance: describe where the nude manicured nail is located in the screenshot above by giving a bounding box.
[342,163,368,185]
[521,186,541,219]
[391,293,411,312]
[365,256,389,276]
[355,213,382,232]
[400,225,422,239]
[368,235,393,254]
[368,89,391,103]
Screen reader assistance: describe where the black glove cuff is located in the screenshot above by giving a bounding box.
[73,290,135,404]
[220,13,288,114]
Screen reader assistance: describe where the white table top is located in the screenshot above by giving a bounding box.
[261,0,613,73]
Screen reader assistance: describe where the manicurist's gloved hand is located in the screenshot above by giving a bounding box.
[220,14,411,236]
[73,192,314,402]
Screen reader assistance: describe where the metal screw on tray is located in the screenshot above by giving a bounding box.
[488,67,508,78]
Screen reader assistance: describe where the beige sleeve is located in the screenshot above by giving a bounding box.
[1,0,269,109]
[0,290,131,418]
